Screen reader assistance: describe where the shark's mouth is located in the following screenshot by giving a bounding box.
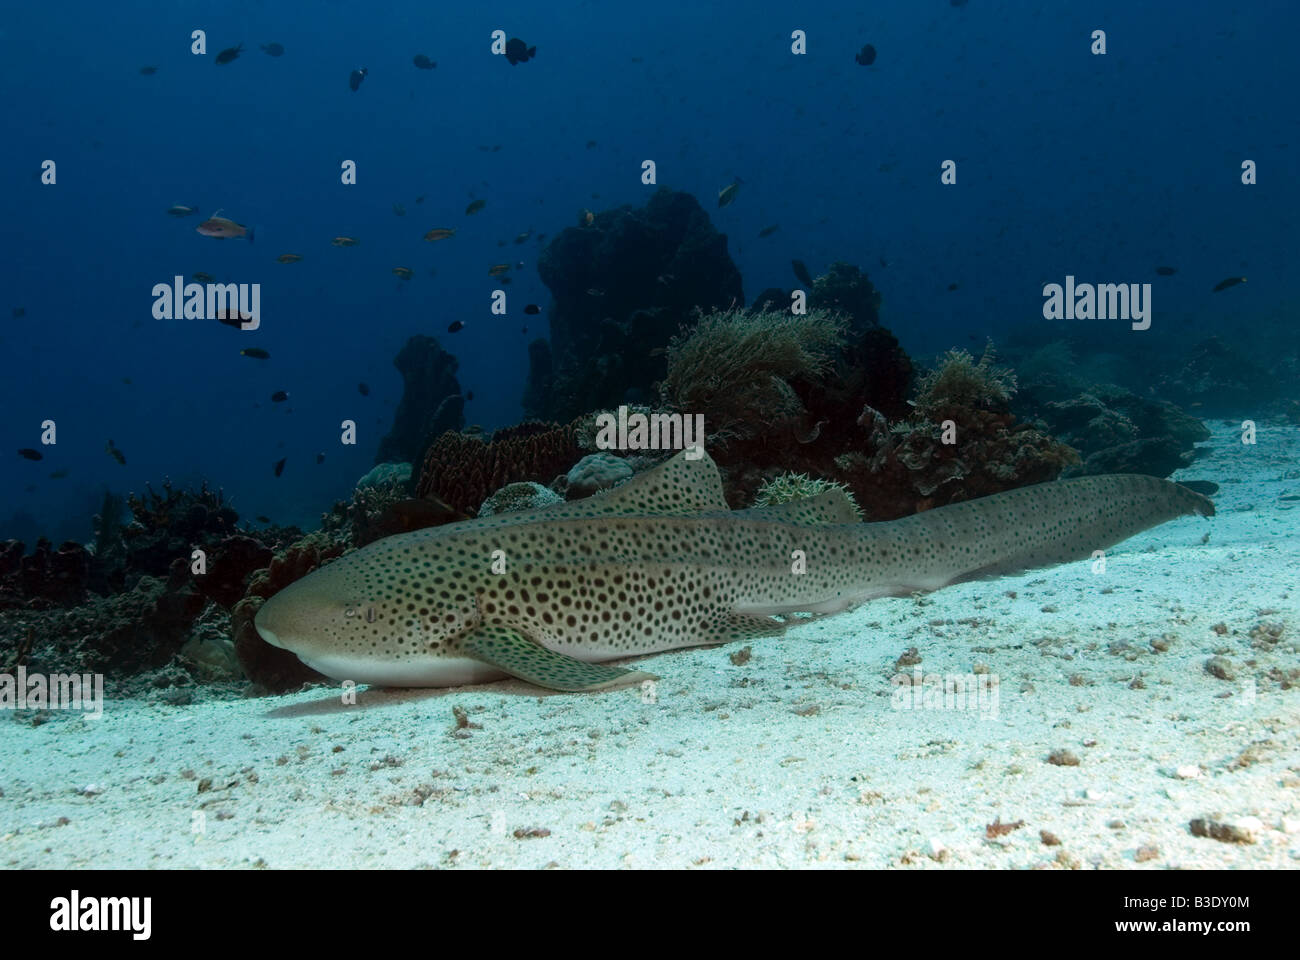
[255,622,284,649]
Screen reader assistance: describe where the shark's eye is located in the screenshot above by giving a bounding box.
[344,607,356,618]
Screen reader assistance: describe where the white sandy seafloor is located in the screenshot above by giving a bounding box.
[2,422,1298,870]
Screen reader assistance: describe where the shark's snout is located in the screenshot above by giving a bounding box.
[254,599,286,649]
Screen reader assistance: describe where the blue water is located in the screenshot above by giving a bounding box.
[3,0,1295,542]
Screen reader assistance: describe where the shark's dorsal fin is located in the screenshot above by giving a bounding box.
[728,489,862,526]
[417,449,730,539]
[587,448,729,515]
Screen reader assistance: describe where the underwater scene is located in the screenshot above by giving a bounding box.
[2,0,1298,883]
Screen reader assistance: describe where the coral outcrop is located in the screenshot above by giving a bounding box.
[415,421,581,517]
[375,335,464,465]
[232,532,347,693]
[526,188,744,422]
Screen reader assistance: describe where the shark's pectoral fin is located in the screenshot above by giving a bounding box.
[455,624,657,692]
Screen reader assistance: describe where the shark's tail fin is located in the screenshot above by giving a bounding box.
[895,474,1213,588]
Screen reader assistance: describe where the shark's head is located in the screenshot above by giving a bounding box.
[254,535,489,686]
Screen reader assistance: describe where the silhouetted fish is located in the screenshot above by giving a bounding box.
[358,382,371,396]
[215,44,244,65]
[1155,266,1177,276]
[504,37,536,65]
[1212,276,1246,292]
[349,67,367,92]
[274,457,286,477]
[792,259,814,287]
[855,43,877,66]
[17,448,42,461]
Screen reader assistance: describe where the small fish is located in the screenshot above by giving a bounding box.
[524,304,540,315]
[855,43,877,66]
[465,390,474,402]
[649,347,666,358]
[261,42,285,57]
[197,212,253,242]
[465,199,486,215]
[106,441,126,465]
[192,272,215,282]
[947,282,959,291]
[1155,266,1177,276]
[447,321,464,333]
[12,307,25,318]
[586,288,605,297]
[139,66,158,75]
[521,326,528,335]
[349,67,368,92]
[216,308,254,329]
[393,267,414,279]
[271,390,289,403]
[758,224,780,238]
[579,209,594,227]
[332,237,359,247]
[514,230,531,244]
[488,263,510,276]
[17,448,42,461]
[167,204,198,217]
[393,203,406,216]
[500,276,512,285]
[215,43,244,65]
[49,469,69,479]
[277,253,303,263]
[717,181,741,207]
[256,515,271,523]
[274,457,286,477]
[241,347,270,359]
[416,195,426,204]
[792,259,814,287]
[316,452,326,464]
[504,37,536,66]
[656,274,675,286]
[1212,276,1246,292]
[358,382,371,396]
[122,377,132,385]
[424,228,455,241]
[413,54,437,70]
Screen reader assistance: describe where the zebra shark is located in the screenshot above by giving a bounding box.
[255,449,1212,691]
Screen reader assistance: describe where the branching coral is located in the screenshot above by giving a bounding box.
[659,307,847,442]
[753,472,863,519]
[914,341,1017,415]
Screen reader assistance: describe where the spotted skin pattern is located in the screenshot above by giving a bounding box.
[255,450,1213,691]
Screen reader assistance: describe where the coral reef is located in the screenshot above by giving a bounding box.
[809,261,882,330]
[415,420,581,517]
[0,538,91,609]
[0,558,206,679]
[374,335,464,465]
[478,481,563,516]
[565,453,634,499]
[752,473,863,519]
[357,462,413,491]
[122,480,238,581]
[843,343,1078,517]
[1041,384,1210,478]
[913,343,1017,414]
[232,531,347,693]
[1155,335,1276,416]
[527,188,744,422]
[660,306,847,447]
[194,535,274,609]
